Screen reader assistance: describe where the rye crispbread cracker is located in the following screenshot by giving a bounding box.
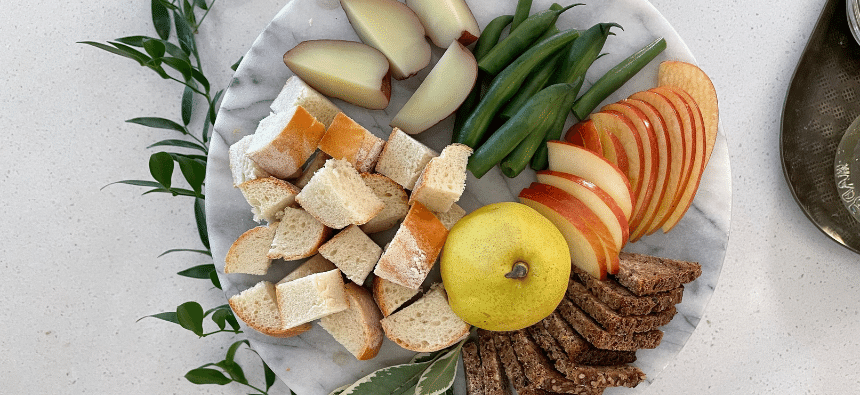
[533,312,637,366]
[572,266,684,316]
[462,341,486,395]
[477,329,510,395]
[614,252,701,296]
[494,332,601,395]
[557,298,663,351]
[567,280,677,334]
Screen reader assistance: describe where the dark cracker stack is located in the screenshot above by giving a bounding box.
[566,281,677,334]
[531,312,637,366]
[572,266,684,316]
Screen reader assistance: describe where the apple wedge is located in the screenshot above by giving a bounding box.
[546,140,633,221]
[341,0,431,80]
[657,86,707,232]
[592,120,631,177]
[519,187,609,280]
[565,120,604,155]
[406,0,480,48]
[536,170,630,248]
[283,40,391,110]
[658,61,719,165]
[589,112,644,220]
[390,41,477,134]
[627,91,688,234]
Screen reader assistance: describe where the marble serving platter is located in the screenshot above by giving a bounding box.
[204,0,732,394]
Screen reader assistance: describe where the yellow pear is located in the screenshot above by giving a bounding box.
[440,202,570,331]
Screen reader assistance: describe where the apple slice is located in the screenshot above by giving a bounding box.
[390,41,477,134]
[592,121,630,177]
[627,91,688,234]
[528,183,620,274]
[565,120,604,155]
[589,112,644,220]
[657,86,707,232]
[658,61,719,165]
[406,0,480,48]
[283,40,391,110]
[519,187,609,280]
[341,0,431,80]
[546,140,633,221]
[536,170,630,248]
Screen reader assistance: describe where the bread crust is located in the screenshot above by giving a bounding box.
[248,106,326,179]
[344,282,384,360]
[228,297,312,338]
[373,202,448,289]
[224,224,277,275]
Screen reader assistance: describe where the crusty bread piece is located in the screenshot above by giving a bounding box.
[277,253,337,285]
[572,266,683,316]
[275,268,349,329]
[229,135,271,186]
[267,207,331,260]
[462,341,486,395]
[359,173,409,234]
[270,76,341,128]
[371,276,420,317]
[409,143,472,212]
[614,252,702,296]
[477,330,511,395]
[228,281,311,337]
[375,128,438,190]
[318,112,385,173]
[379,284,470,352]
[238,177,300,223]
[294,151,330,189]
[247,105,326,179]
[317,225,382,285]
[319,282,384,360]
[433,202,467,230]
[567,280,676,334]
[295,158,385,229]
[224,224,278,275]
[557,298,662,351]
[373,202,448,289]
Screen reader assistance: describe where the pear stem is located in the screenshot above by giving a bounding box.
[504,261,529,279]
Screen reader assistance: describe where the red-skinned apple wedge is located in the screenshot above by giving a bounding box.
[565,120,604,155]
[283,40,391,110]
[658,61,719,165]
[546,140,634,221]
[405,0,481,48]
[519,187,610,280]
[588,112,644,220]
[340,0,431,80]
[390,41,477,134]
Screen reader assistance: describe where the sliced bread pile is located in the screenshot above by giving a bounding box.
[461,252,701,394]
[224,75,475,360]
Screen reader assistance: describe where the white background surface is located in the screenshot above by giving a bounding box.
[2,0,858,394]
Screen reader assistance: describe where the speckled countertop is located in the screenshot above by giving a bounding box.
[2,0,858,394]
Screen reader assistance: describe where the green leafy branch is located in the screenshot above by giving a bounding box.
[84,0,279,393]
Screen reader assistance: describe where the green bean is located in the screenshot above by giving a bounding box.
[572,36,667,120]
[468,83,578,179]
[478,3,581,75]
[511,0,533,32]
[551,22,622,92]
[453,28,581,148]
[452,15,514,137]
[498,26,564,121]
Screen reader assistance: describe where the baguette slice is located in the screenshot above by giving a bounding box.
[294,151,331,189]
[360,173,409,234]
[277,253,337,285]
[371,276,420,317]
[380,284,470,352]
[318,112,385,173]
[229,135,271,186]
[373,202,448,289]
[276,269,349,329]
[224,224,277,275]
[247,106,326,179]
[295,158,385,229]
[228,281,312,337]
[238,177,300,223]
[318,225,382,285]
[409,143,472,212]
[270,76,341,128]
[433,202,467,230]
[267,207,332,260]
[319,282,384,360]
[375,128,438,190]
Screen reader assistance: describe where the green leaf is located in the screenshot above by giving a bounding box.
[209,89,224,125]
[177,155,206,194]
[147,139,207,153]
[176,301,205,336]
[225,339,249,363]
[216,360,247,385]
[138,311,179,324]
[202,117,211,143]
[339,359,435,395]
[115,35,152,47]
[149,152,174,189]
[162,56,193,81]
[145,62,171,79]
[151,0,172,40]
[185,368,232,385]
[264,361,277,391]
[191,68,210,92]
[414,345,462,395]
[231,56,243,71]
[78,41,148,66]
[163,40,190,62]
[158,248,211,257]
[143,38,166,59]
[174,9,195,55]
[176,263,216,278]
[210,269,223,290]
[101,179,163,190]
[195,197,210,249]
[126,116,188,134]
[182,86,193,125]
[204,304,231,318]
[195,0,209,9]
[211,308,230,330]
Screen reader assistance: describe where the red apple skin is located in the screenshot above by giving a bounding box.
[528,182,620,274]
[658,60,719,165]
[519,188,609,280]
[564,120,604,155]
[590,111,645,222]
[537,170,630,247]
